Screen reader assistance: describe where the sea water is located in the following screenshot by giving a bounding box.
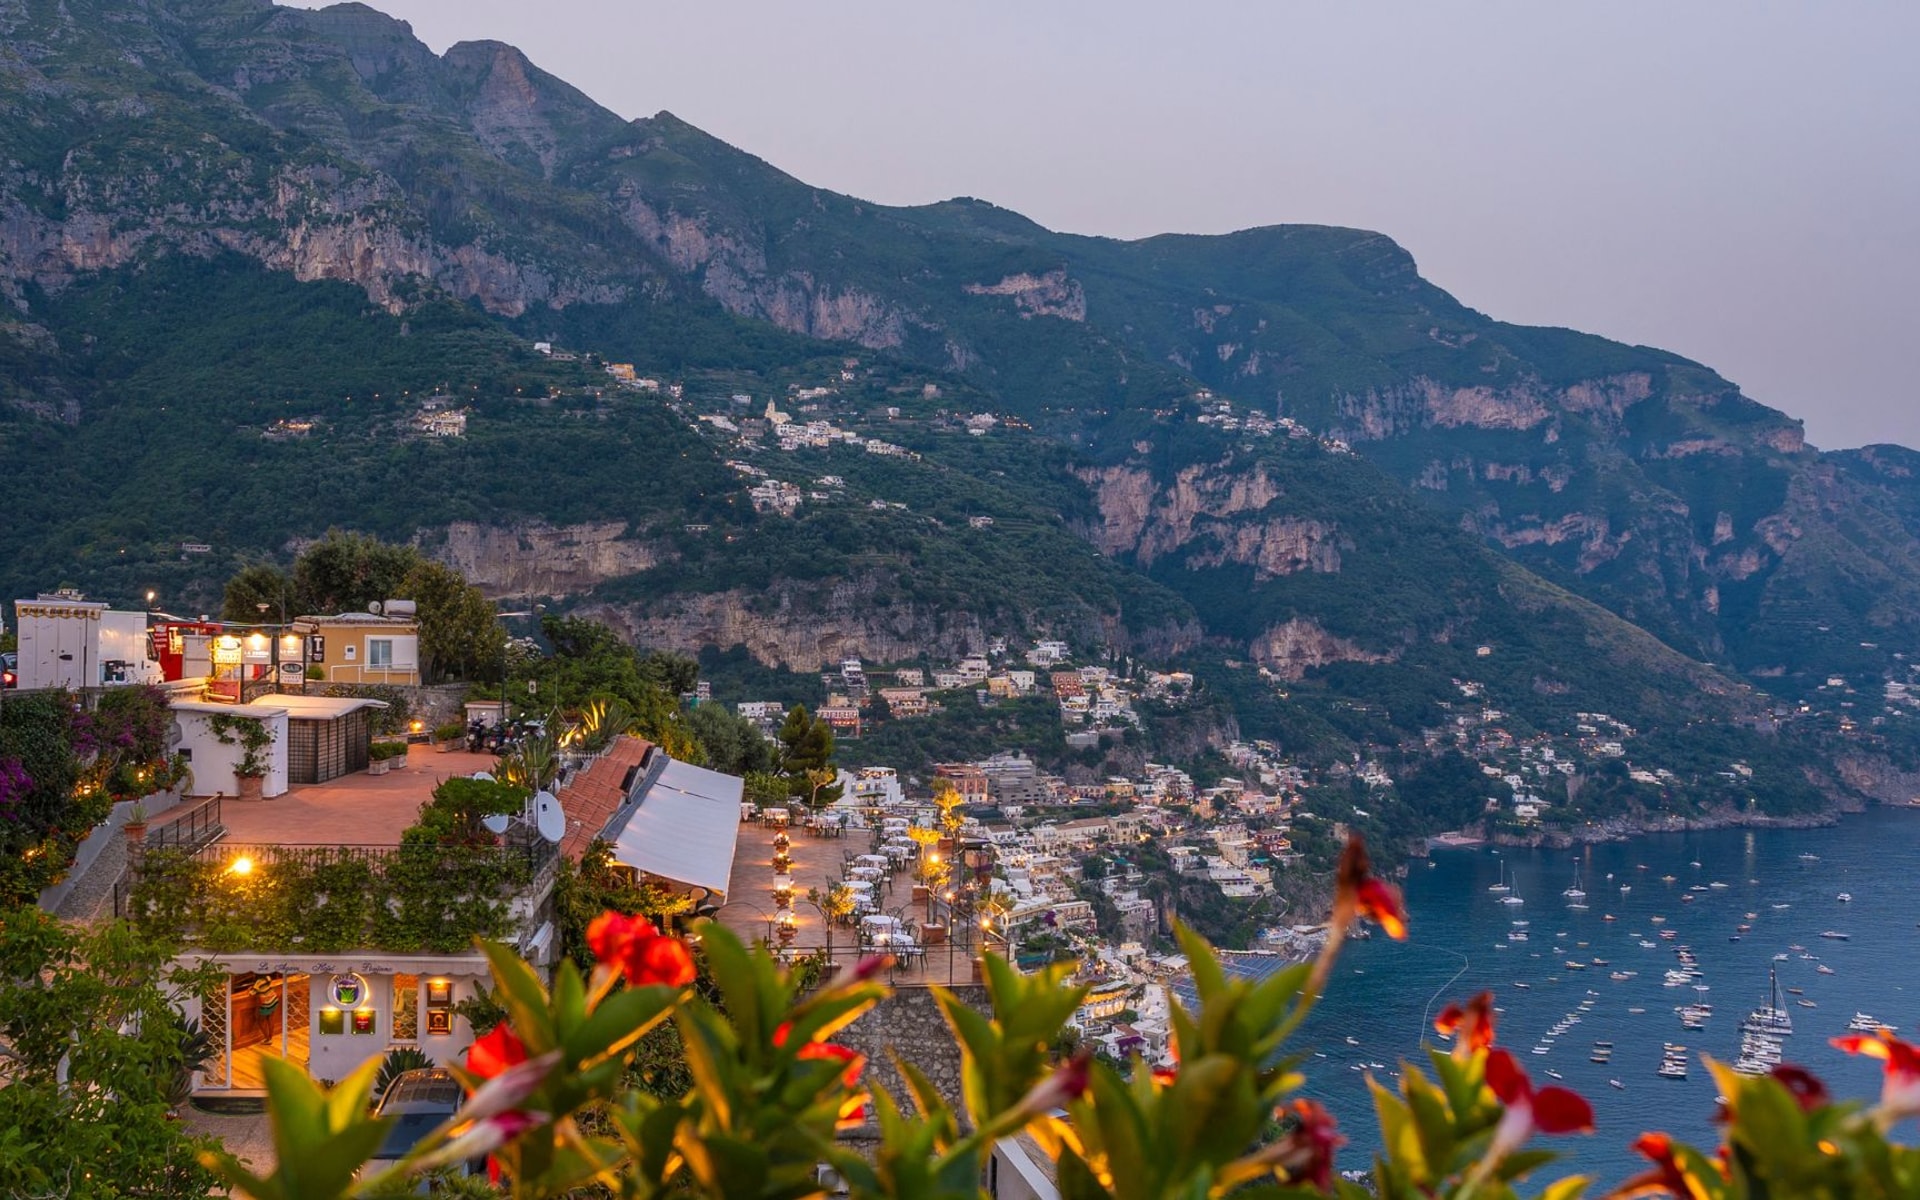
[1286,806,1920,1185]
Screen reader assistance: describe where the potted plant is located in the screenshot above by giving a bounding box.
[209,714,275,802]
[124,801,149,847]
[433,720,467,752]
[368,740,409,775]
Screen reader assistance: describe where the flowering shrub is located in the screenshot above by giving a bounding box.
[209,839,1920,1200]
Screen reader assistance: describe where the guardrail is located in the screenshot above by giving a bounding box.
[144,795,224,853]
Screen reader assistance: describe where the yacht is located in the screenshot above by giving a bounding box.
[1621,884,1632,893]
[1501,892,1526,906]
[1820,931,1850,941]
[1564,871,1587,901]
[1545,1069,1564,1080]
[1836,893,1852,903]
[1611,1079,1626,1090]
[1816,965,1837,976]
[1640,940,1657,949]
[1798,853,1819,862]
[1847,1013,1893,1034]
[1661,875,1678,883]
[1740,966,1794,1037]
[1710,881,1730,889]
[1797,999,1817,1009]
[1488,860,1511,894]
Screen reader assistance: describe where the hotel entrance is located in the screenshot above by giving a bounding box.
[200,972,311,1090]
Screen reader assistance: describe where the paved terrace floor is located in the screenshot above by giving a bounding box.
[716,820,986,988]
[217,746,500,847]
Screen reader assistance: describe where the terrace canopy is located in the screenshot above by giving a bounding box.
[605,757,743,898]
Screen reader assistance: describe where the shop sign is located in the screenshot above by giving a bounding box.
[328,973,368,1007]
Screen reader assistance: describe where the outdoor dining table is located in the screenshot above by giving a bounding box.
[848,865,883,880]
[842,879,874,893]
[856,854,890,866]
[764,808,791,825]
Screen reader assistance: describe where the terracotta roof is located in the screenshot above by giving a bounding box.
[558,736,654,861]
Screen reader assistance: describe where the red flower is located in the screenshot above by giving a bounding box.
[1769,1064,1829,1114]
[1610,1132,1710,1200]
[1270,1099,1344,1190]
[1832,1030,1920,1118]
[1009,1049,1092,1121]
[1435,991,1497,1057]
[587,910,697,988]
[1151,1067,1179,1088]
[466,1023,528,1081]
[1485,1048,1594,1160]
[1336,837,1407,940]
[797,1040,866,1090]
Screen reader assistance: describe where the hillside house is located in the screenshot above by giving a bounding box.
[296,610,422,686]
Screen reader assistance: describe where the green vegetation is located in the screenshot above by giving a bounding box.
[0,910,221,1196]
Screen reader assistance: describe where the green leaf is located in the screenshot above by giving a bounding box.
[481,937,558,1052]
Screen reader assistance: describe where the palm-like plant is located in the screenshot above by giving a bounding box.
[573,694,638,754]
[805,883,856,964]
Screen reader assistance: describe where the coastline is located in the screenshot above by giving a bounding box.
[1419,797,1913,855]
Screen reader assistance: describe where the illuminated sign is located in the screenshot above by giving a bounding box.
[328,973,368,1007]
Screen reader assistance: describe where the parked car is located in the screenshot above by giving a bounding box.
[360,1067,480,1182]
[1,651,15,689]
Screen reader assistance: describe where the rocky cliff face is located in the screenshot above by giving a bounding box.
[430,521,665,600]
[1249,618,1391,680]
[1078,463,1343,581]
[576,572,1197,672]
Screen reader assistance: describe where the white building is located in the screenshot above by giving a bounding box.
[13,594,158,689]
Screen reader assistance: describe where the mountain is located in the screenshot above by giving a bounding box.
[4,0,1917,807]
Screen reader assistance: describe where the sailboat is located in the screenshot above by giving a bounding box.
[1740,965,1793,1038]
[1563,866,1587,901]
[1488,859,1511,894]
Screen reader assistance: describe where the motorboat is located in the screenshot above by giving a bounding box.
[1847,1013,1893,1034]
[1817,965,1837,975]
[1837,893,1853,903]
[1821,931,1850,941]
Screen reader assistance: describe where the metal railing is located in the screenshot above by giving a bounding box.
[144,795,224,853]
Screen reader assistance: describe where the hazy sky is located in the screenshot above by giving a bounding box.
[297,2,1919,450]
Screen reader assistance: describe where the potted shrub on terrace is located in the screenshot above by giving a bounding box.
[368,740,409,776]
[433,720,467,753]
[209,715,275,802]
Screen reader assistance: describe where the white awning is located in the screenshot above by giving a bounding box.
[606,758,743,897]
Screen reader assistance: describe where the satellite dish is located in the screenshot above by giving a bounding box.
[367,600,384,615]
[481,813,511,834]
[534,790,565,844]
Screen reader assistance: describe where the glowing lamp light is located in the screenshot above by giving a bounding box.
[408,719,424,734]
[228,855,255,877]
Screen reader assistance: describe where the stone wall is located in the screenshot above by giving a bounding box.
[835,983,989,1134]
